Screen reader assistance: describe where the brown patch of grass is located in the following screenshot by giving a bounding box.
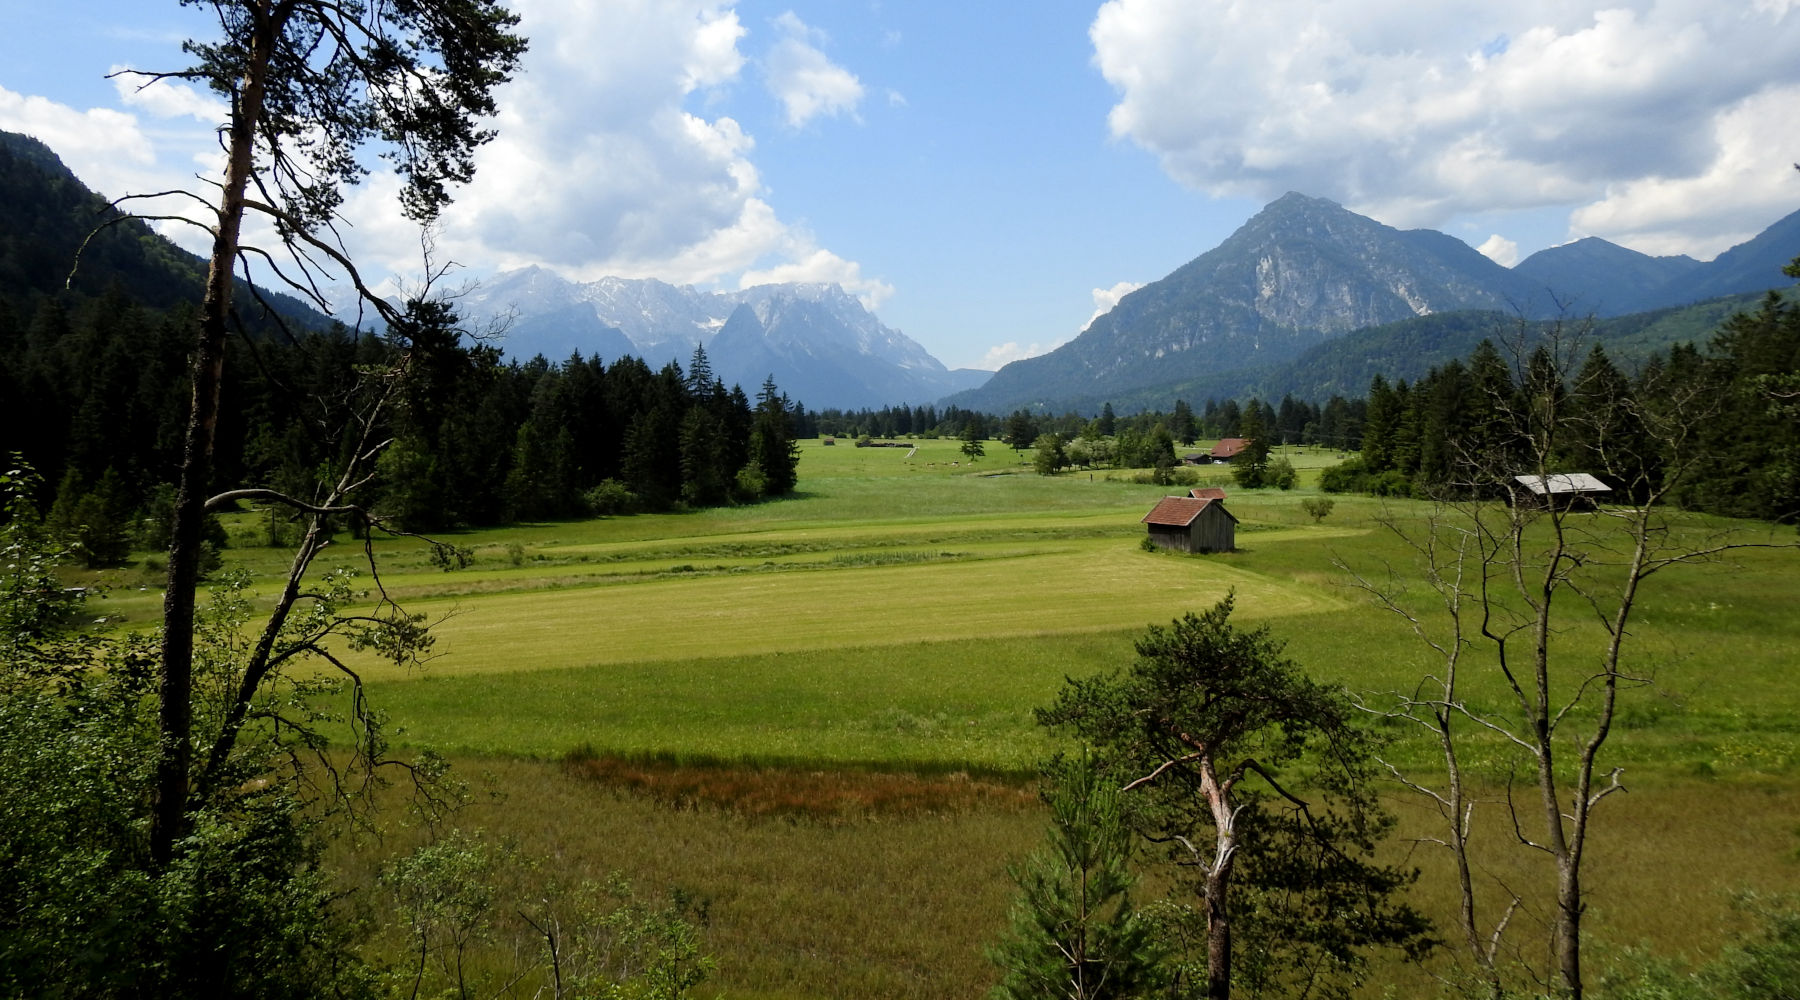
[560,750,1039,821]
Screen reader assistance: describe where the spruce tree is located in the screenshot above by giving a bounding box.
[989,756,1163,1000]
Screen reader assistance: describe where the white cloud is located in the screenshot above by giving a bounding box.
[327,2,888,300]
[763,11,865,128]
[109,66,226,122]
[979,338,1072,370]
[1085,280,1143,330]
[0,84,154,182]
[1477,234,1520,267]
[2,3,891,325]
[740,246,896,310]
[1091,0,1800,254]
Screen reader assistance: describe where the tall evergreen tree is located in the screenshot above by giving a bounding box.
[751,376,801,496]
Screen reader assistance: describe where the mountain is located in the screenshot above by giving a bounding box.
[0,130,331,330]
[460,268,986,409]
[951,193,1799,414]
[1673,207,1800,303]
[952,193,1543,413]
[1513,238,1702,316]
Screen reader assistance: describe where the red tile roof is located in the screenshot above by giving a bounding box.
[1143,496,1218,527]
[1189,487,1227,500]
[1210,438,1248,459]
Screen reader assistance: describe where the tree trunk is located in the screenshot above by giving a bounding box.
[150,10,279,867]
[1200,758,1237,1000]
[1555,857,1582,999]
[1205,862,1232,1000]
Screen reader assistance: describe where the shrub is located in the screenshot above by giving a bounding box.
[584,479,638,517]
[1267,457,1298,490]
[1318,457,1370,494]
[1300,497,1335,523]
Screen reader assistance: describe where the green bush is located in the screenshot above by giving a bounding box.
[584,479,639,517]
[1318,457,1370,494]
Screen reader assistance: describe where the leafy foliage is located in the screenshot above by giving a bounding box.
[0,482,377,998]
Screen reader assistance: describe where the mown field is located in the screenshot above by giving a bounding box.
[90,438,1800,998]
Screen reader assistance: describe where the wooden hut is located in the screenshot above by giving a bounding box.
[1208,438,1248,463]
[1510,473,1610,511]
[1142,495,1238,553]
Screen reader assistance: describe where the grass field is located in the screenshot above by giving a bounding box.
[86,437,1800,998]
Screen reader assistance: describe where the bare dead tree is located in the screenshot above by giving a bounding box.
[1344,320,1798,999]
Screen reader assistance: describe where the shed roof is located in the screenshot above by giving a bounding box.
[1210,438,1248,459]
[1142,495,1239,527]
[1514,473,1611,495]
[1189,487,1228,500]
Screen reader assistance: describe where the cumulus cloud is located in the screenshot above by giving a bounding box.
[0,84,154,184]
[1477,234,1520,267]
[763,11,865,128]
[1091,0,1800,254]
[740,246,896,310]
[110,67,226,122]
[4,3,890,324]
[1085,280,1143,330]
[323,2,887,299]
[980,339,1069,370]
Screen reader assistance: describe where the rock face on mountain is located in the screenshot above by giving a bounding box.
[951,193,1799,414]
[460,268,983,409]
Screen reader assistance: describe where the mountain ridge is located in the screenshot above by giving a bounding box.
[461,268,987,409]
[950,193,1799,414]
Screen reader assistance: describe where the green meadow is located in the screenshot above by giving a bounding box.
[97,437,1800,998]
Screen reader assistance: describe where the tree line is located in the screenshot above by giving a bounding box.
[0,291,802,560]
[1322,292,1800,524]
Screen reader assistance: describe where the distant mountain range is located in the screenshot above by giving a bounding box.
[949,192,1800,414]
[7,125,1795,416]
[458,268,990,410]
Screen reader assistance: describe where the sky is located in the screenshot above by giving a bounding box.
[2,1,1798,371]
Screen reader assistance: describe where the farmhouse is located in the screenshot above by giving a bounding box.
[1208,438,1248,463]
[1142,494,1238,553]
[1510,472,1611,511]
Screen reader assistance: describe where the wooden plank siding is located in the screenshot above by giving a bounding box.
[1141,495,1238,553]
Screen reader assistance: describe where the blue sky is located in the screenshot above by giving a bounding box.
[3,1,1799,370]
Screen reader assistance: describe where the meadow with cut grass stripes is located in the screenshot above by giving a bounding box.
[119,437,1800,998]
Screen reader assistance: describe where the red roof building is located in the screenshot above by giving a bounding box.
[1208,438,1248,462]
[1142,495,1238,553]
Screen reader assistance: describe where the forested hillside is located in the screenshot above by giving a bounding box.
[0,131,802,555]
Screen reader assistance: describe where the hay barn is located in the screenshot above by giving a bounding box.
[1511,472,1611,511]
[1142,495,1238,553]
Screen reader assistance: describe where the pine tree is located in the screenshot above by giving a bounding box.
[988,756,1163,1000]
[751,376,801,496]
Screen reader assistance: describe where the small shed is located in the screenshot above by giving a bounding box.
[1510,473,1611,511]
[1208,438,1248,463]
[1189,486,1228,501]
[1142,495,1238,553]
